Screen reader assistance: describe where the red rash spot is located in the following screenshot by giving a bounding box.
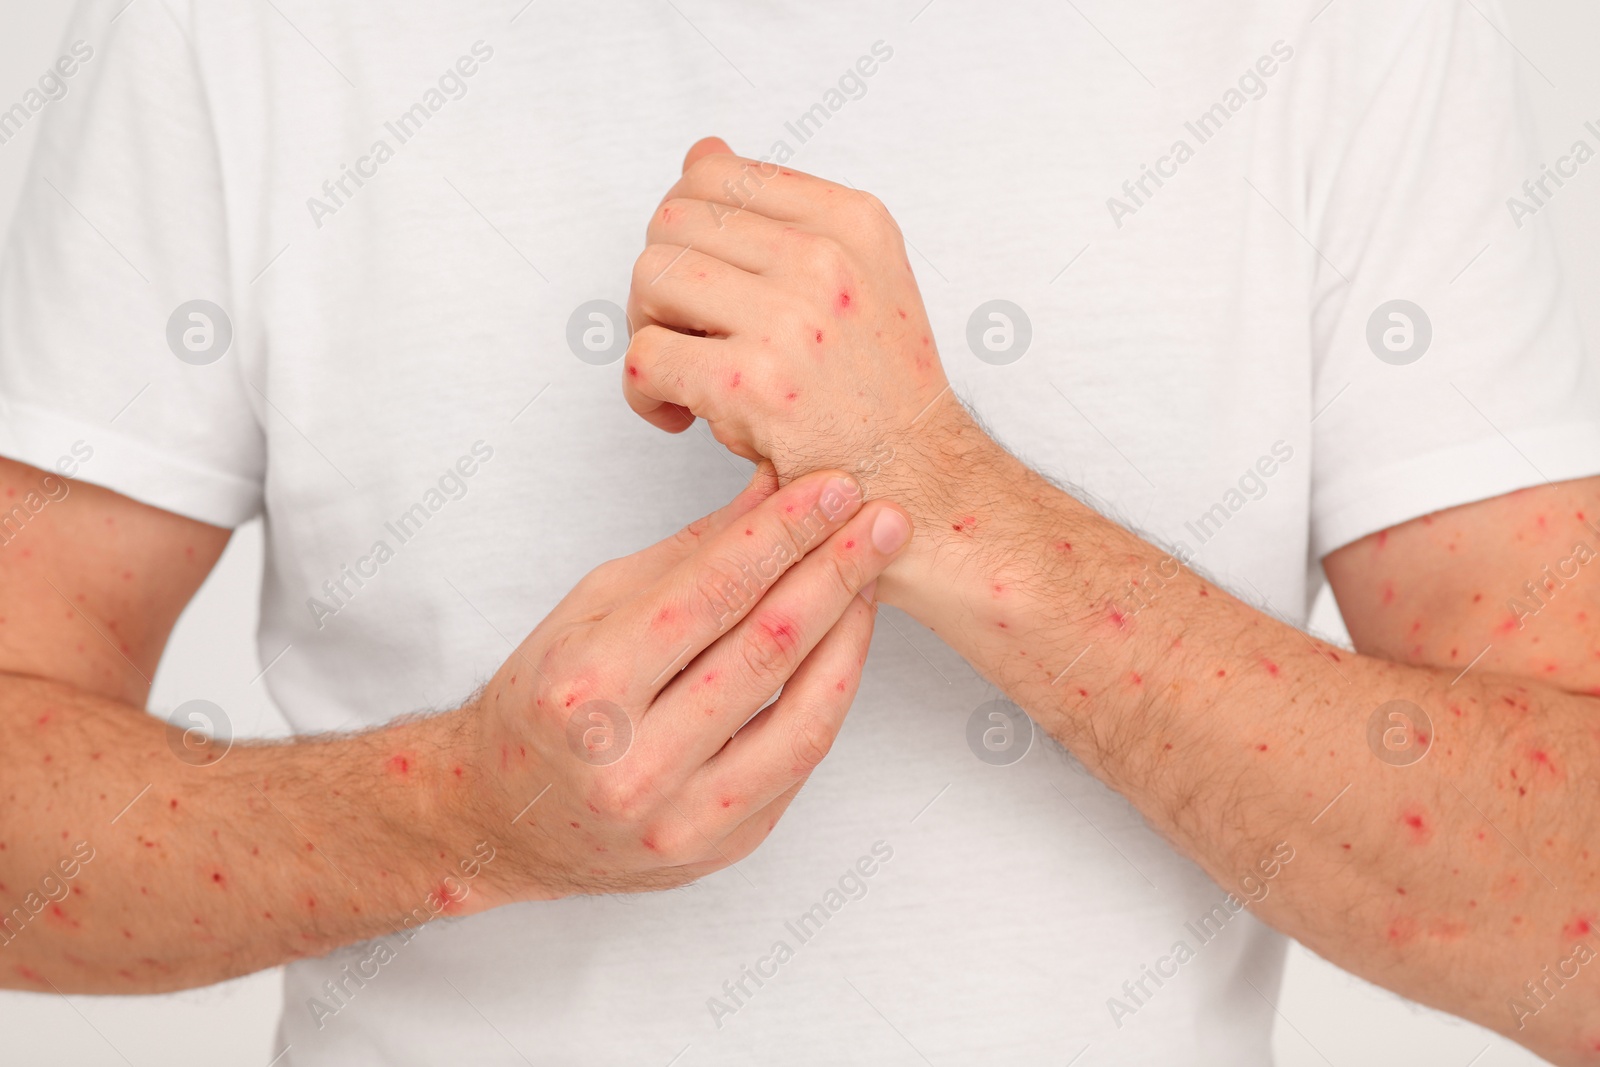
[720,797,734,808]
[836,291,852,311]
[661,206,672,222]
[1472,593,1482,603]
[1077,688,1088,698]
[627,366,639,378]
[1198,588,1209,597]
[1055,541,1072,552]
[1107,605,1128,629]
[1341,843,1352,850]
[896,308,907,319]
[1401,808,1433,844]
[1376,530,1389,549]
[786,391,798,401]
[835,680,847,692]
[844,540,856,549]
[759,617,799,651]
[1127,672,1143,687]
[1256,744,1269,752]
[641,836,659,852]
[1261,659,1280,677]
[170,799,179,810]
[745,528,753,536]
[1216,670,1226,677]
[1496,617,1518,635]
[1380,583,1396,606]
[569,821,580,829]
[211,872,225,887]
[1563,915,1594,940]
[13,965,45,985]
[452,766,463,778]
[386,754,411,777]
[814,330,824,343]
[730,372,741,388]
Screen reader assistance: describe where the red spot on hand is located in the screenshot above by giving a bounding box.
[814,330,824,344]
[835,291,852,312]
[627,365,639,378]
[730,371,741,388]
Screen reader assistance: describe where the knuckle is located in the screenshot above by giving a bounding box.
[788,710,835,772]
[588,767,654,822]
[632,244,682,292]
[799,236,849,278]
[738,610,802,683]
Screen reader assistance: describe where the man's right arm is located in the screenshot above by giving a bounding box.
[0,455,491,992]
[0,456,909,993]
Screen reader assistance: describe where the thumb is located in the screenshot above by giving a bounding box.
[682,136,734,174]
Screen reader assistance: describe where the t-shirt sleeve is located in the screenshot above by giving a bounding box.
[1306,0,1600,560]
[0,0,264,528]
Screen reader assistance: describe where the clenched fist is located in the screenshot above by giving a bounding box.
[624,138,963,492]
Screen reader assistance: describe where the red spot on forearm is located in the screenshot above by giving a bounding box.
[1400,807,1432,845]
[386,754,412,777]
[835,290,852,312]
[1260,659,1280,677]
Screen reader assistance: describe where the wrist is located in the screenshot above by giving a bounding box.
[865,399,1023,605]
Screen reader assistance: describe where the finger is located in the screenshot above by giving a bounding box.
[621,325,721,438]
[688,579,876,816]
[682,136,734,173]
[605,470,867,697]
[629,243,769,337]
[622,461,778,575]
[660,154,823,225]
[540,463,778,628]
[648,197,792,276]
[647,499,908,769]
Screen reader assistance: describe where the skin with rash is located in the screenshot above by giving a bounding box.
[620,137,1600,1064]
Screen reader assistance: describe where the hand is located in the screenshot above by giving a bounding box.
[467,466,912,898]
[623,138,964,487]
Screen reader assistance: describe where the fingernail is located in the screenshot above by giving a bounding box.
[871,509,910,554]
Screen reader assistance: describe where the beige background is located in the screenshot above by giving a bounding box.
[2,2,1596,1064]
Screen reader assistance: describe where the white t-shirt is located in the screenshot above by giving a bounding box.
[4,1,1598,1063]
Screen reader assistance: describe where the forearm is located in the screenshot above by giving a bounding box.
[879,416,1600,1061]
[0,673,504,993]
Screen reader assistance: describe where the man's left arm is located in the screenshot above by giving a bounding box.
[624,142,1600,1064]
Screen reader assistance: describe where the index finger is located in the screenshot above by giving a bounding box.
[604,468,864,698]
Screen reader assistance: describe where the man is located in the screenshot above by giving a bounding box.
[1,1,1595,1064]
